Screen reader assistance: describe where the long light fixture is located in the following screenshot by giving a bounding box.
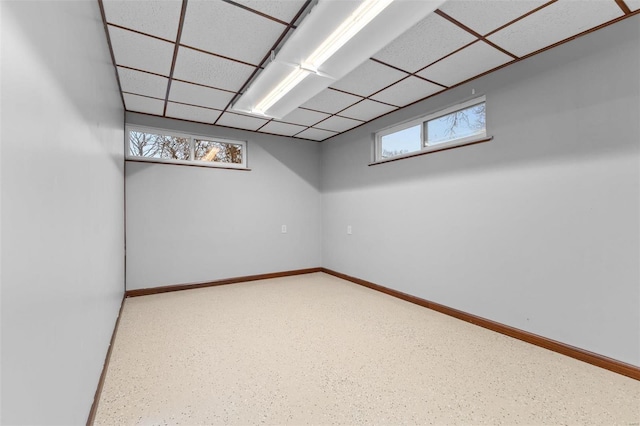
[253,67,312,116]
[252,0,393,116]
[232,0,447,119]
[303,0,393,71]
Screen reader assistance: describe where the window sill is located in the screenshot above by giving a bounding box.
[126,158,251,171]
[369,136,493,166]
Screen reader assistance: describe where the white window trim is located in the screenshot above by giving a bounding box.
[374,95,487,163]
[126,125,248,169]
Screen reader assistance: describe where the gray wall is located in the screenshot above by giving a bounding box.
[125,113,322,290]
[1,1,125,424]
[321,16,640,366]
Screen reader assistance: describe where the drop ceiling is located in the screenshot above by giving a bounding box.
[101,0,639,142]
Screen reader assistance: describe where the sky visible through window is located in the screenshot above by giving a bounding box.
[129,130,244,165]
[380,102,485,159]
[380,125,421,158]
[129,131,190,160]
[427,104,485,145]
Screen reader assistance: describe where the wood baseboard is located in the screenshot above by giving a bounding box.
[109,267,639,383]
[321,268,640,381]
[87,296,126,426]
[125,267,323,298]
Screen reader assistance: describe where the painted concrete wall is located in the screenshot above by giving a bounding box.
[321,16,640,366]
[1,1,125,424]
[125,114,322,290]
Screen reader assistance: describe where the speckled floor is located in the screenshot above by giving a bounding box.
[94,272,640,425]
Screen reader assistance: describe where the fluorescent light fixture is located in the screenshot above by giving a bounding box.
[251,0,393,116]
[253,67,311,115]
[303,0,393,70]
[233,0,447,119]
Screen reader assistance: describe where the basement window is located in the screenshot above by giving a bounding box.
[373,96,489,163]
[127,126,247,169]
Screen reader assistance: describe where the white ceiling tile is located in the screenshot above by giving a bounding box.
[123,93,165,115]
[166,102,221,124]
[373,14,476,73]
[300,89,362,114]
[117,67,168,99]
[102,0,182,41]
[169,80,234,110]
[438,0,548,36]
[108,25,174,75]
[625,0,640,11]
[371,77,443,107]
[233,0,308,23]
[181,1,285,65]
[330,60,408,97]
[487,1,624,57]
[216,112,268,131]
[259,121,307,137]
[172,47,255,91]
[280,108,330,126]
[417,41,513,87]
[339,100,398,122]
[295,128,338,141]
[315,116,363,133]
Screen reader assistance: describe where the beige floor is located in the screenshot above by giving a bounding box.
[94,273,640,425]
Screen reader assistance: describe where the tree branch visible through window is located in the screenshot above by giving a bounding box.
[127,127,247,168]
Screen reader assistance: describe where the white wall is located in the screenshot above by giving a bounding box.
[125,113,322,290]
[1,1,125,424]
[322,16,640,366]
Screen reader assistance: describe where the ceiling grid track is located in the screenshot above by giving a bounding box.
[177,43,260,68]
[162,0,189,116]
[100,0,640,141]
[483,0,558,37]
[614,0,632,14]
[434,9,518,59]
[97,0,125,109]
[106,23,176,44]
[213,0,315,127]
[222,0,291,26]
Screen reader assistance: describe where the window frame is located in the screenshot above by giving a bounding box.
[374,96,488,163]
[125,125,248,169]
